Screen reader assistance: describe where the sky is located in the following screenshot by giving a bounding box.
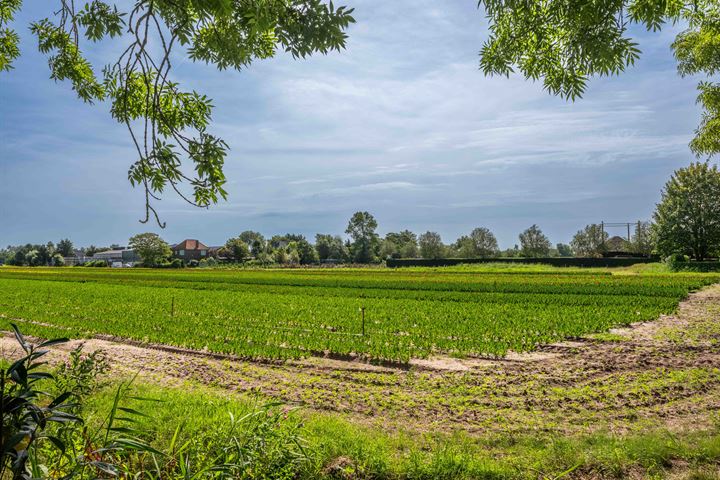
[0,1,704,249]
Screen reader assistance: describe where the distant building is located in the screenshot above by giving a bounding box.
[602,236,636,258]
[92,249,139,265]
[172,239,209,262]
[64,249,91,266]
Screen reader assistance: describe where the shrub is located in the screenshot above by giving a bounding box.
[187,259,199,268]
[171,258,185,268]
[198,257,218,268]
[1,325,311,479]
[665,253,690,271]
[84,260,108,267]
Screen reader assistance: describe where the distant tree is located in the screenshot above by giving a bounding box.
[653,162,720,260]
[345,211,379,263]
[52,254,65,266]
[238,231,266,255]
[418,232,444,259]
[56,238,74,257]
[451,236,473,258]
[128,233,172,267]
[85,245,103,257]
[571,224,608,258]
[223,237,251,262]
[24,250,39,266]
[294,239,319,264]
[631,222,655,256]
[379,239,398,259]
[499,245,522,258]
[273,248,288,265]
[315,234,348,262]
[384,230,418,258]
[556,243,573,257]
[469,227,499,258]
[519,224,551,257]
[287,248,300,265]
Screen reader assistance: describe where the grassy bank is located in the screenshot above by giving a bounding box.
[83,380,720,479]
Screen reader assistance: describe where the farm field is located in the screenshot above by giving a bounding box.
[0,266,717,362]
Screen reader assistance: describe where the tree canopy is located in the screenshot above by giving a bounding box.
[128,232,171,266]
[345,211,379,263]
[418,231,444,259]
[478,0,720,157]
[0,0,354,225]
[519,224,551,257]
[653,162,720,260]
[570,224,608,258]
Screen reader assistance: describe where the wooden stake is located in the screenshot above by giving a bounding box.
[361,307,366,336]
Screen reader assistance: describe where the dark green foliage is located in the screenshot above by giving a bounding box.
[315,234,349,262]
[666,255,720,272]
[56,238,74,257]
[654,162,720,260]
[478,0,720,157]
[0,325,79,480]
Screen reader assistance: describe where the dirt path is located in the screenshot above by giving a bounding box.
[2,286,719,435]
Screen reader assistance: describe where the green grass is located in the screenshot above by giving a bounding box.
[84,379,720,479]
[0,266,717,362]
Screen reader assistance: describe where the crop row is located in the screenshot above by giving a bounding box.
[0,268,713,361]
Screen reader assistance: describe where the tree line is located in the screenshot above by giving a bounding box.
[2,162,718,267]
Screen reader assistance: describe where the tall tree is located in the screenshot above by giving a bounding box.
[345,211,379,263]
[519,224,551,257]
[56,238,74,257]
[418,231,444,259]
[571,224,608,258]
[128,232,171,266]
[478,0,720,157]
[0,1,354,225]
[469,227,499,258]
[653,162,720,260]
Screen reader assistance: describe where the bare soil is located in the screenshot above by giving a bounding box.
[2,285,719,435]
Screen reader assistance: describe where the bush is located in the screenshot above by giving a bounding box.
[665,257,720,272]
[187,259,199,268]
[171,258,185,268]
[665,253,690,271]
[198,257,218,268]
[1,325,312,479]
[84,260,108,267]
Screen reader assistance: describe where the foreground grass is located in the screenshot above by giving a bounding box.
[81,380,720,479]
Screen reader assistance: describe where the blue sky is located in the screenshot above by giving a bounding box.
[0,2,703,249]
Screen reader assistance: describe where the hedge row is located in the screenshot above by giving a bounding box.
[386,257,659,268]
[671,261,720,272]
